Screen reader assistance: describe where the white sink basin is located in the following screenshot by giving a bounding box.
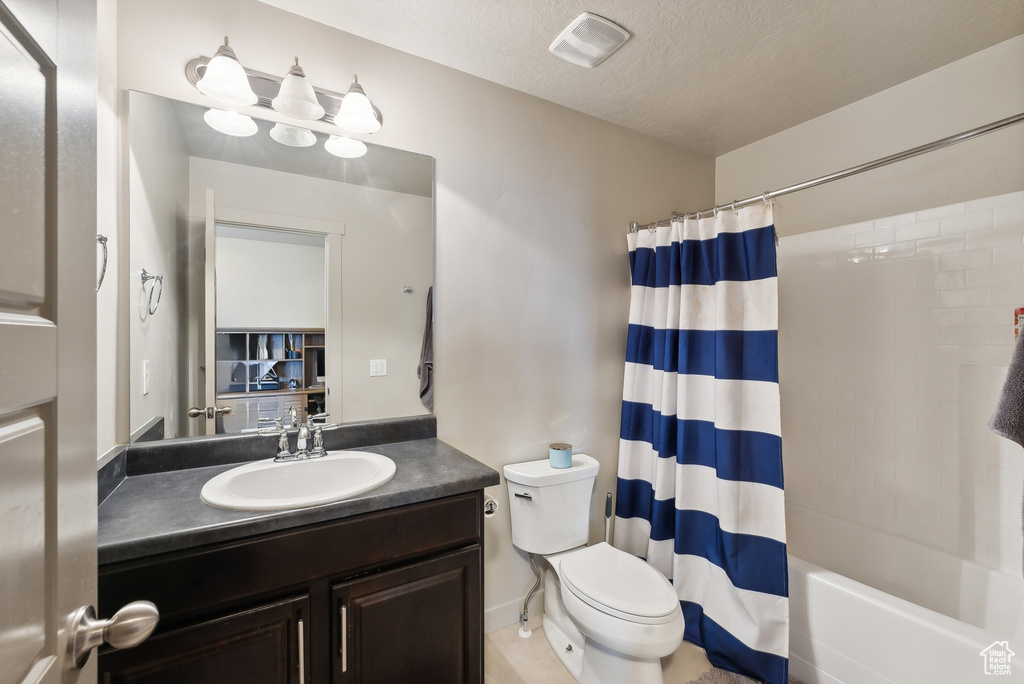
[201,451,397,511]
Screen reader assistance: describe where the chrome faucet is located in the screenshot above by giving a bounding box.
[295,421,311,458]
[260,412,338,462]
[288,405,299,428]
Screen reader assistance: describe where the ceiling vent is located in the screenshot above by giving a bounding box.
[549,12,630,68]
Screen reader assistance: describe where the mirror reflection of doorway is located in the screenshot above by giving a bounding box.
[213,224,328,433]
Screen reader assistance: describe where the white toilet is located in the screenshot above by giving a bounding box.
[504,454,684,684]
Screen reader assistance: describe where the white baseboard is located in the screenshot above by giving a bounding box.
[484,589,545,635]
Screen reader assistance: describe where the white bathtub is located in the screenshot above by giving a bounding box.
[788,556,1021,683]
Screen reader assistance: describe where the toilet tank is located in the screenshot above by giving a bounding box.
[503,454,599,555]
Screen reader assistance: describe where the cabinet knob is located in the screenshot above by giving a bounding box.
[66,601,160,670]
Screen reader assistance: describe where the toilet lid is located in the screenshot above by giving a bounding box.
[559,543,679,620]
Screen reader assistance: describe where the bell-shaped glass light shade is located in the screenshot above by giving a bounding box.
[269,122,317,147]
[196,38,257,106]
[324,135,368,159]
[335,75,382,134]
[203,108,258,137]
[272,58,325,121]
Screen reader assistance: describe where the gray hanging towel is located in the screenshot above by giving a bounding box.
[989,332,1024,577]
[417,286,434,410]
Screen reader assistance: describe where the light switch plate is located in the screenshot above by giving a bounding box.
[370,359,387,377]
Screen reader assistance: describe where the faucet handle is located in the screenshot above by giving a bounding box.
[308,412,330,424]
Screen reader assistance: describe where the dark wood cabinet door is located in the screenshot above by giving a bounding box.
[99,595,310,684]
[333,546,482,684]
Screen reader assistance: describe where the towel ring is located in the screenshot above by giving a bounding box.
[96,235,108,292]
[141,269,163,316]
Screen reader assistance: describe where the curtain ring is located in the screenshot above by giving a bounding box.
[647,222,656,235]
[731,200,738,214]
[713,205,719,217]
[762,191,770,205]
[629,222,639,234]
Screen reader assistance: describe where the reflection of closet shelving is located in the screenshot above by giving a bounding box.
[215,329,326,432]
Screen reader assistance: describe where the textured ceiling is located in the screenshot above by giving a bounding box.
[258,0,1023,156]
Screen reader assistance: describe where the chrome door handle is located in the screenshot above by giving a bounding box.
[187,406,233,419]
[67,600,159,670]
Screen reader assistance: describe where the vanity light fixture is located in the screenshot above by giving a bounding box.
[272,58,325,121]
[269,122,317,147]
[324,135,368,159]
[195,37,257,106]
[334,75,381,134]
[187,46,385,146]
[203,108,258,137]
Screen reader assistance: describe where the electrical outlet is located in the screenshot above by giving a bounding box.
[370,359,387,377]
[143,360,151,395]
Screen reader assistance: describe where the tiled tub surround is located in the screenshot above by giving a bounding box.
[779,191,1024,639]
[98,415,500,563]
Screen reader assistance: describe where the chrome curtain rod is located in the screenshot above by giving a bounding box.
[630,111,1024,232]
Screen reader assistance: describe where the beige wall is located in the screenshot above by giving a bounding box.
[96,0,119,459]
[111,0,715,629]
[716,35,1024,237]
[127,93,190,439]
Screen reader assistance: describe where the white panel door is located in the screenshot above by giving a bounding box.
[0,0,97,680]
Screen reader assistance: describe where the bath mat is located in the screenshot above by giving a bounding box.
[688,668,804,684]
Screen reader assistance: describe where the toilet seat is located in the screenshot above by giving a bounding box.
[559,543,679,625]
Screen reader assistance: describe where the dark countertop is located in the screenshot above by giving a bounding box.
[98,438,499,565]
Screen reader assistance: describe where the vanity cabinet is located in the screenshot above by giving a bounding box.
[98,492,484,684]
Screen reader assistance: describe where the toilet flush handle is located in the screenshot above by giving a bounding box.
[514,492,532,500]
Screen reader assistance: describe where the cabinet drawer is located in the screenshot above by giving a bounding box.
[99,492,483,627]
[99,595,309,684]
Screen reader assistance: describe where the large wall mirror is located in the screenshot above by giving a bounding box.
[128,90,434,442]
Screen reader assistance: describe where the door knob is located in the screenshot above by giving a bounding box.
[187,406,234,419]
[67,601,159,670]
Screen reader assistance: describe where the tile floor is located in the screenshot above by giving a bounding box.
[484,616,715,684]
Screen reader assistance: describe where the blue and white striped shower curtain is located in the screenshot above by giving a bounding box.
[614,204,788,684]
